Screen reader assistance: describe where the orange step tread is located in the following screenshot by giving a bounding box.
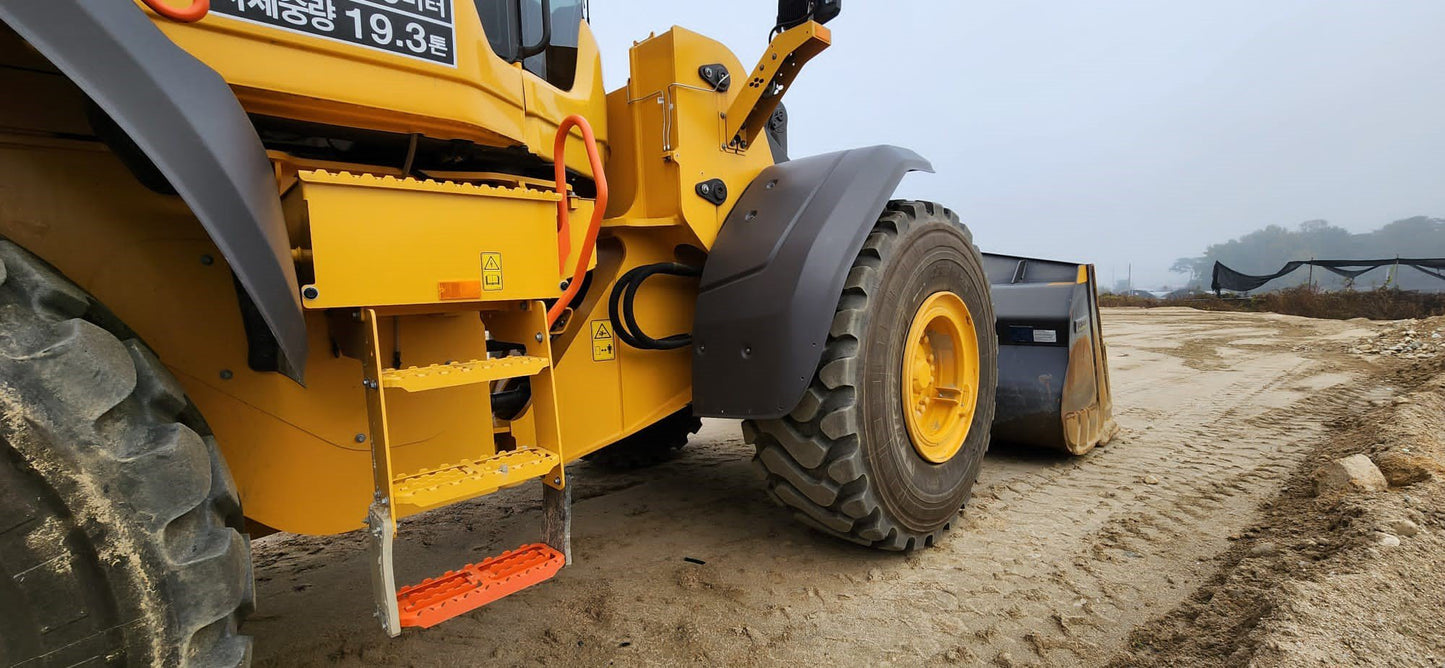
[396,543,565,629]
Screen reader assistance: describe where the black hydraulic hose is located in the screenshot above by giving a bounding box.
[607,263,701,351]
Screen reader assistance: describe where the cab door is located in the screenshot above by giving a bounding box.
[496,0,609,177]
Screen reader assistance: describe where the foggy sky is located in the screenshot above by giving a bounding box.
[589,1,1445,288]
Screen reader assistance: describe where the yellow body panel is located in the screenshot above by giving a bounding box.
[156,1,527,147]
[544,228,697,461]
[295,170,567,308]
[150,2,609,177]
[604,28,777,248]
[0,136,509,533]
[0,15,835,535]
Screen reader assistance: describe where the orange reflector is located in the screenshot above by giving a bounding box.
[438,280,481,301]
[396,543,565,629]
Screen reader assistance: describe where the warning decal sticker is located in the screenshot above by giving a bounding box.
[481,253,503,291]
[212,0,457,67]
[590,320,615,362]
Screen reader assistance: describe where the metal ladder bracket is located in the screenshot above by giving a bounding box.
[366,500,402,637]
[542,483,572,565]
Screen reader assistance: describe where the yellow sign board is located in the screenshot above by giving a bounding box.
[590,320,615,362]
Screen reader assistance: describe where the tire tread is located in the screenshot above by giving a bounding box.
[0,241,252,667]
[744,201,996,551]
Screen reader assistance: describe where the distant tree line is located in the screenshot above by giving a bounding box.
[1172,216,1445,292]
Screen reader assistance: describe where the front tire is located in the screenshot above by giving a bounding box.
[745,201,998,550]
[0,241,253,666]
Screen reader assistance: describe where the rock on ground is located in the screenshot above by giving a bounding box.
[1384,518,1420,538]
[1313,454,1388,496]
[1369,531,1402,547]
[1373,451,1439,487]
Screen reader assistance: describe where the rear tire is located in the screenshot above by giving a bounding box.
[583,407,702,470]
[745,201,998,550]
[0,241,253,667]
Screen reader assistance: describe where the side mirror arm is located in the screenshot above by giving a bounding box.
[723,21,831,152]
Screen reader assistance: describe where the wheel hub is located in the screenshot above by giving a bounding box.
[901,291,980,464]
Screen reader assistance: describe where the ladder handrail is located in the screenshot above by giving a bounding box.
[548,115,609,328]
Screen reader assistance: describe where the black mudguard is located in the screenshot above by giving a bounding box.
[0,0,307,380]
[692,145,932,418]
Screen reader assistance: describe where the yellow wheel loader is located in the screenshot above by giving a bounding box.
[0,0,1114,663]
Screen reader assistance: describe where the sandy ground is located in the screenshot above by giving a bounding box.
[244,307,1420,666]
[1113,316,1445,667]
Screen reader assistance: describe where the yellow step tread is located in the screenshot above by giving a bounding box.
[380,356,548,392]
[392,448,560,512]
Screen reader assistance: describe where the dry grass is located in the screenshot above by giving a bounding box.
[1100,286,1445,321]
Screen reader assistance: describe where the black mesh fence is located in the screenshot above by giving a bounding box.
[1212,258,1445,293]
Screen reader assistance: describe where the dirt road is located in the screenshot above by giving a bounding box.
[246,308,1393,666]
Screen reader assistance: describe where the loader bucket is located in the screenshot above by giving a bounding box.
[982,253,1117,455]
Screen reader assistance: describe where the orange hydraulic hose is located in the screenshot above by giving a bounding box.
[547,115,609,328]
[142,0,211,23]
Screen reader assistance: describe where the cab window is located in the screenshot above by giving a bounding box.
[474,0,517,64]
[475,0,587,91]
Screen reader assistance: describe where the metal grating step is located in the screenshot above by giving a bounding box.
[380,356,548,392]
[392,447,560,514]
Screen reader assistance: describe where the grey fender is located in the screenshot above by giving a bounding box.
[0,0,307,380]
[692,145,932,418]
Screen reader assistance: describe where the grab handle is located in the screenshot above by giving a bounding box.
[546,115,608,328]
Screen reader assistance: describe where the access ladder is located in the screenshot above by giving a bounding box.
[359,303,571,637]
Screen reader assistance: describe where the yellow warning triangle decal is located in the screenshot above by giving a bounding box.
[593,322,612,339]
[483,255,502,270]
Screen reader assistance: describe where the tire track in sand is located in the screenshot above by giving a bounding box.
[245,308,1385,667]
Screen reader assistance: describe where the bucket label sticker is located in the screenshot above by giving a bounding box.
[1033,329,1058,344]
[212,0,457,67]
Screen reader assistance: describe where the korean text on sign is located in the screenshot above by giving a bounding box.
[214,0,457,67]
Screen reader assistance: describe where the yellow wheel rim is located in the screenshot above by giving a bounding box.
[901,291,980,464]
